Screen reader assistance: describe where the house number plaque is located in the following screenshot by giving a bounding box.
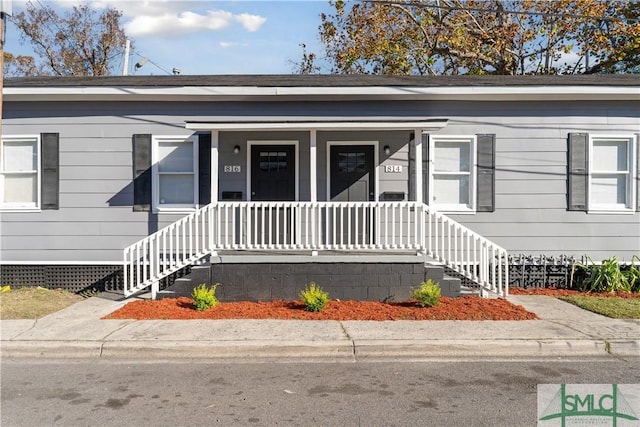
[224,165,241,173]
[384,165,402,173]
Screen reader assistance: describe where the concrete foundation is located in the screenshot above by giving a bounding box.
[162,255,461,302]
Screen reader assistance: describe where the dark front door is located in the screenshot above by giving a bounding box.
[330,145,375,201]
[251,144,295,201]
[329,145,376,246]
[250,144,296,246]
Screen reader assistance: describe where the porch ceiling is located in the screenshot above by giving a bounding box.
[185,117,448,131]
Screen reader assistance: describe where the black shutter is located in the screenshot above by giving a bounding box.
[422,133,430,204]
[567,133,588,211]
[636,133,640,212]
[132,134,152,212]
[476,134,495,212]
[198,133,211,205]
[41,133,59,210]
[408,132,416,201]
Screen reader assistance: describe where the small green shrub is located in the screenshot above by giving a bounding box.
[411,280,441,307]
[627,256,640,293]
[299,282,329,312]
[191,283,220,311]
[572,257,632,293]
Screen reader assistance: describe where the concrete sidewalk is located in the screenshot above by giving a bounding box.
[1,294,638,360]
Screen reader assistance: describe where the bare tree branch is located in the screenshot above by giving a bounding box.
[9,2,129,76]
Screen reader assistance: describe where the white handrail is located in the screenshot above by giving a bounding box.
[123,205,214,298]
[123,202,509,298]
[421,206,509,297]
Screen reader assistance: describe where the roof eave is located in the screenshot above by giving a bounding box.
[186,118,449,131]
[3,85,638,102]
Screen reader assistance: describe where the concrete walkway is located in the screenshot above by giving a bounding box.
[1,294,638,360]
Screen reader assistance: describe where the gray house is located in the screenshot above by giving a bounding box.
[1,75,639,300]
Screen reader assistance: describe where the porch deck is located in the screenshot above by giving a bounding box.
[213,249,425,260]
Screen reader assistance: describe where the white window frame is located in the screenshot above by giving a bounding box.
[152,135,199,213]
[429,135,477,213]
[0,135,41,211]
[588,134,636,213]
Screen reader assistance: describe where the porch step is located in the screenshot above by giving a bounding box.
[160,259,460,302]
[157,265,210,299]
[425,264,461,298]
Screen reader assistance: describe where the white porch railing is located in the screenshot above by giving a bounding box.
[123,202,509,298]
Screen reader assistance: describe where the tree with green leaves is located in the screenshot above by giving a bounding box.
[302,0,640,75]
[5,2,129,77]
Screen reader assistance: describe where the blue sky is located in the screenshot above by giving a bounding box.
[4,0,330,75]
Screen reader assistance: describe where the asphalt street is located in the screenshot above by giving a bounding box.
[2,358,638,427]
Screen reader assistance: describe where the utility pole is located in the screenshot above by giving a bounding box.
[1,14,4,139]
[0,1,10,139]
[122,39,130,76]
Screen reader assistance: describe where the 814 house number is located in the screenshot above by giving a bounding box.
[384,165,402,173]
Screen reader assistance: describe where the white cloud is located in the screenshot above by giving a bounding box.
[234,13,267,32]
[219,41,249,49]
[49,1,267,37]
[53,0,194,17]
[125,10,236,36]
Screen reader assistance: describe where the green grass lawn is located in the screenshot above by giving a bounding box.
[0,287,84,319]
[558,295,640,319]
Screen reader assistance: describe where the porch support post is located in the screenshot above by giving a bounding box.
[415,128,423,203]
[211,130,219,202]
[310,129,317,202]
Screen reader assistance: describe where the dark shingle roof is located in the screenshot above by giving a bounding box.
[5,74,639,88]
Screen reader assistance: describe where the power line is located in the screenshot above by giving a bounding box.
[364,0,640,23]
[21,0,119,74]
[131,50,173,75]
[33,0,66,33]
[29,0,94,73]
[25,2,173,76]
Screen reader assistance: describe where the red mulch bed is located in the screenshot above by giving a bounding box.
[509,288,640,298]
[103,296,538,321]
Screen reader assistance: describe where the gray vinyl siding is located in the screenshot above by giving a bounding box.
[2,104,189,262]
[434,101,639,260]
[1,100,638,263]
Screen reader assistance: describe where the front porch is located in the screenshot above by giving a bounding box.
[125,117,507,300]
[123,202,509,299]
[185,118,449,205]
